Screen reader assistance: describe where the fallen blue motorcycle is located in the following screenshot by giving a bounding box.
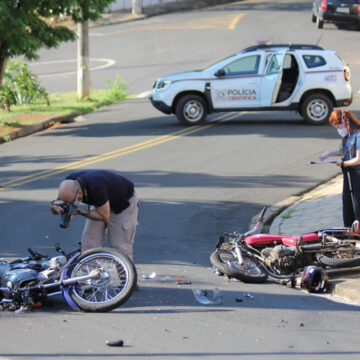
[0,244,137,312]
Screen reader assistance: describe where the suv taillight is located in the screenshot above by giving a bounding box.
[344,68,351,82]
[320,0,327,11]
[358,4,360,14]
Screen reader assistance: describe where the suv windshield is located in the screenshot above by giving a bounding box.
[203,54,236,72]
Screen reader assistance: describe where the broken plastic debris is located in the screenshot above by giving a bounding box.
[142,272,156,279]
[15,306,25,314]
[176,279,192,285]
[106,339,124,347]
[243,293,255,300]
[192,288,223,305]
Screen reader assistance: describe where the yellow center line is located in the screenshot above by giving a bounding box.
[228,13,245,30]
[0,122,217,189]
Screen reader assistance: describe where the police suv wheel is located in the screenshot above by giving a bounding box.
[301,93,332,125]
[175,94,207,126]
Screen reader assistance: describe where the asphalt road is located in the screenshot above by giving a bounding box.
[1,0,360,359]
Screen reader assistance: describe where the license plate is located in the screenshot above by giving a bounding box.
[336,7,350,14]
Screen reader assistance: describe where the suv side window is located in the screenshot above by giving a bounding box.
[223,55,260,76]
[303,55,326,68]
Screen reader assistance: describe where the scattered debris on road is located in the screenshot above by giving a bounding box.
[142,272,157,279]
[105,339,124,347]
[192,288,222,305]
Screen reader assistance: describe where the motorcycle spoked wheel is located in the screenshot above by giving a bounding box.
[65,248,137,312]
[316,253,360,269]
[210,249,268,283]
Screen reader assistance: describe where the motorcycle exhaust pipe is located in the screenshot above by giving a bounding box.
[234,242,244,265]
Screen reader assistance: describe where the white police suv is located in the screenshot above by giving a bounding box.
[150,44,352,125]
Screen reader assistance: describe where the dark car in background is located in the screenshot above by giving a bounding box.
[312,0,360,29]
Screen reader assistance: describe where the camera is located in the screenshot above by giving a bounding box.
[59,203,78,229]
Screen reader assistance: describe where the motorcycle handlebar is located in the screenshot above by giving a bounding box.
[221,207,267,241]
[27,248,48,260]
[244,207,267,237]
[258,207,267,223]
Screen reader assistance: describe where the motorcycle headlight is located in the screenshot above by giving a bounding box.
[6,281,13,289]
[156,80,171,90]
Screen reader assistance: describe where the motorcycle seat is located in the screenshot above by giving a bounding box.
[281,233,320,246]
[245,232,320,247]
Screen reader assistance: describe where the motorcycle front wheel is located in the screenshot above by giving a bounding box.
[210,249,268,283]
[66,248,137,312]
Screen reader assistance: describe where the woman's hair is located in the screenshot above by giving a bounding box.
[329,109,360,129]
[329,110,360,158]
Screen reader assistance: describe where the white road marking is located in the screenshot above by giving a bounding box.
[136,90,152,98]
[29,58,116,78]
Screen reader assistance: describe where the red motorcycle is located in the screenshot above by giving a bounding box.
[210,208,360,290]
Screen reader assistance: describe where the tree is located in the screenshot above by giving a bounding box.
[0,0,115,87]
[132,0,143,15]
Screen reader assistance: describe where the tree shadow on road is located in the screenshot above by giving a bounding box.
[31,110,342,141]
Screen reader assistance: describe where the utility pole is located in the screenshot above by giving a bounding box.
[77,20,90,99]
[132,0,143,15]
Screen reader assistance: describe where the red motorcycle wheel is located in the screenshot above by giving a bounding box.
[210,250,268,283]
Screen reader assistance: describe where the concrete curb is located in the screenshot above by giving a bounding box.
[329,277,360,304]
[249,173,342,232]
[0,113,77,145]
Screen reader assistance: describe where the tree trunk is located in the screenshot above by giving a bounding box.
[77,20,90,100]
[132,0,143,15]
[0,57,7,86]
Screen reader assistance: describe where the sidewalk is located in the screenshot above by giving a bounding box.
[268,174,360,306]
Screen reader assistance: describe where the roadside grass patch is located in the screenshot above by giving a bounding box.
[281,208,296,219]
[0,77,132,139]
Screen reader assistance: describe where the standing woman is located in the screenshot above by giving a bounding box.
[319,110,360,227]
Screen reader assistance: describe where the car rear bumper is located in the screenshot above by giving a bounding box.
[322,12,360,24]
[149,96,172,114]
[336,96,353,107]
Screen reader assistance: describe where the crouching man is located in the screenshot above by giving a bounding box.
[50,170,138,260]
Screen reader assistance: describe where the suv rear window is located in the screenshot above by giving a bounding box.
[303,55,326,68]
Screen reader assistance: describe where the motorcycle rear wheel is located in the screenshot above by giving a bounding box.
[316,253,360,268]
[210,249,268,283]
[66,248,137,312]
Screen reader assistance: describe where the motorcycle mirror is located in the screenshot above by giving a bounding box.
[54,242,66,255]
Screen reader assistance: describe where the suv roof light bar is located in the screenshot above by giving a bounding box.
[242,44,324,52]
